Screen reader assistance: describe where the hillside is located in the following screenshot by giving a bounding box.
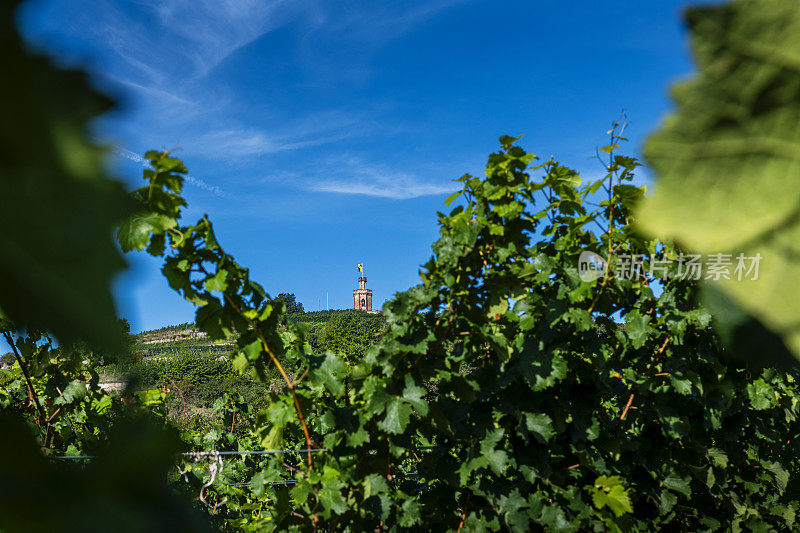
[131,326,233,359]
[127,309,376,358]
[98,309,386,420]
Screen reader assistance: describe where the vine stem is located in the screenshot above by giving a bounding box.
[620,393,635,421]
[620,335,672,421]
[457,492,471,532]
[168,377,187,424]
[283,462,308,477]
[224,295,315,470]
[46,407,62,423]
[3,332,46,433]
[589,117,627,316]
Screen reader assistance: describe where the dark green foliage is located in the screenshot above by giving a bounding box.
[288,309,386,359]
[259,134,799,530]
[0,324,214,532]
[0,414,213,533]
[136,323,196,336]
[131,339,232,359]
[104,355,229,390]
[316,310,386,362]
[102,353,271,409]
[275,293,304,314]
[121,137,800,530]
[0,4,215,529]
[303,322,327,351]
[287,309,352,324]
[4,0,799,528]
[0,0,132,353]
[0,327,118,455]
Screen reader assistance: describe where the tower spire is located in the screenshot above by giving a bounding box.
[353,264,373,312]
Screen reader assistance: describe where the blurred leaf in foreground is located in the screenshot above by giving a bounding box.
[637,0,800,357]
[0,0,132,351]
[0,414,214,533]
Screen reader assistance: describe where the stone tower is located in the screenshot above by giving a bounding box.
[353,276,373,312]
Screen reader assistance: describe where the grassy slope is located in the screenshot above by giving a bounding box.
[100,310,358,392]
[97,310,382,428]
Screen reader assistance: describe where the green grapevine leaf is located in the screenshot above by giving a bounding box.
[591,475,633,517]
[624,310,651,349]
[637,0,800,356]
[379,397,412,434]
[117,212,176,252]
[663,472,692,498]
[525,412,555,442]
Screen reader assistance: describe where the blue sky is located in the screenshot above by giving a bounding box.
[18,0,696,333]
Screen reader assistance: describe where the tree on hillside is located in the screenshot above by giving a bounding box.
[274,293,304,314]
[0,352,14,369]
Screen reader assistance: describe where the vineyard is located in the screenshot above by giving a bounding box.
[95,311,387,429]
[3,0,800,531]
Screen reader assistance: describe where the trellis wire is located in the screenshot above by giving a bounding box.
[55,446,448,460]
[55,448,328,460]
[223,480,296,487]
[55,448,424,502]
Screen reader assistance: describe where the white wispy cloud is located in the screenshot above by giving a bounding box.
[302,0,471,50]
[106,142,231,199]
[26,0,472,199]
[143,0,306,77]
[73,0,304,84]
[188,107,370,159]
[195,128,352,158]
[25,0,304,118]
[313,179,453,199]
[104,74,197,109]
[109,144,144,164]
[34,0,471,99]
[311,158,455,200]
[193,112,363,159]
